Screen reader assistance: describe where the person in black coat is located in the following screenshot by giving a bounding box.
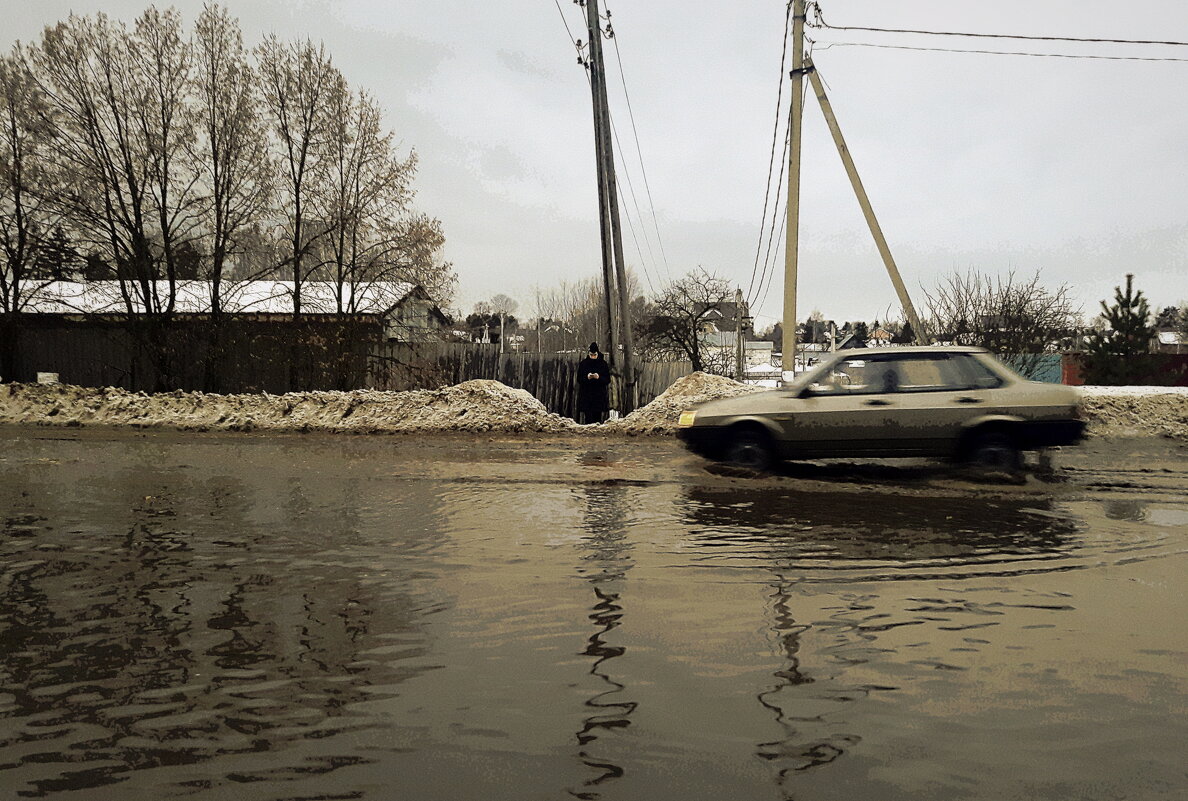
[577,342,611,424]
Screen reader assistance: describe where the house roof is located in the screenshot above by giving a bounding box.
[18,280,422,315]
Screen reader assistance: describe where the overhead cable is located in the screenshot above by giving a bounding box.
[809,4,1188,48]
[809,39,1188,63]
[748,0,794,309]
[607,30,672,285]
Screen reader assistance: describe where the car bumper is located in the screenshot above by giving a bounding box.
[676,425,730,458]
[1016,419,1087,448]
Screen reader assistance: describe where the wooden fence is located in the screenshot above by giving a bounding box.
[2,314,381,393]
[370,342,691,419]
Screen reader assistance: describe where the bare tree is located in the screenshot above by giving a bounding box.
[32,10,198,315]
[309,82,452,312]
[0,50,61,381]
[256,35,339,315]
[191,2,272,315]
[0,51,56,315]
[924,269,1081,377]
[640,268,733,373]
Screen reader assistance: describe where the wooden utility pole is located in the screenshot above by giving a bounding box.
[584,0,620,370]
[781,0,806,380]
[805,60,928,343]
[734,287,746,381]
[583,0,636,412]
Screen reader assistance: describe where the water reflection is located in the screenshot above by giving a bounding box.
[682,486,1079,579]
[0,449,447,798]
[569,475,637,800]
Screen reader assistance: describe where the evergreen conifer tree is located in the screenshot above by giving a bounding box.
[1081,274,1157,385]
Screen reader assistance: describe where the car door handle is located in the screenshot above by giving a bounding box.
[864,399,892,406]
[956,396,983,404]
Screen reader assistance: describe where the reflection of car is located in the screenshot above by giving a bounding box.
[676,346,1085,470]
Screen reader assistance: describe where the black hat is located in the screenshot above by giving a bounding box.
[589,342,600,353]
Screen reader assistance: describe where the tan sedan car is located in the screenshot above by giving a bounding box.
[677,346,1085,470]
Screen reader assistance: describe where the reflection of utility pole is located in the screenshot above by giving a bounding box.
[582,0,635,413]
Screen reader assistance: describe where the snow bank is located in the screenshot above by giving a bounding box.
[1,377,1185,440]
[0,380,578,434]
[1079,387,1188,440]
[604,372,765,435]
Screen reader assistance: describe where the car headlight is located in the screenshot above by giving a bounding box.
[678,410,697,427]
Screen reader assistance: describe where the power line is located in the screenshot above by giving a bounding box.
[552,0,579,47]
[754,48,809,316]
[809,4,1188,48]
[557,1,664,294]
[754,122,790,313]
[608,113,658,295]
[747,0,794,308]
[808,38,1188,63]
[606,23,672,285]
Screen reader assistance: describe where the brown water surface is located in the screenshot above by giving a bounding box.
[0,429,1185,800]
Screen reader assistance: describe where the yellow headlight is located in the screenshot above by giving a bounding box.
[678,410,697,427]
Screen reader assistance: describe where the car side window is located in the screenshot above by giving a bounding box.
[951,354,1004,389]
[887,355,975,393]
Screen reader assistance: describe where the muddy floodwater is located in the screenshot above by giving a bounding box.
[1,428,1185,801]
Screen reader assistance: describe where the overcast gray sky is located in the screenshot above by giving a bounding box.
[4,0,1187,328]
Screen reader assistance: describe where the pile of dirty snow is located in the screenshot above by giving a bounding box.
[2,378,1185,440]
[1078,385,1188,440]
[0,380,579,435]
[605,372,765,435]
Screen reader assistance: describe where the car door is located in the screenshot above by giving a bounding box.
[778,356,902,456]
[858,353,1002,455]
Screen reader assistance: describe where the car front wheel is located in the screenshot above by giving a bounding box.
[724,427,776,471]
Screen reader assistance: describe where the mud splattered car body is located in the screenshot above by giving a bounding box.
[677,346,1085,469]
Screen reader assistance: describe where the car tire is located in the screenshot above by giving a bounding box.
[725,427,776,471]
[967,431,1022,471]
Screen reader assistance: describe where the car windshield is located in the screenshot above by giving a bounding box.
[789,356,862,392]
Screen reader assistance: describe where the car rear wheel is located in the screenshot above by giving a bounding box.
[967,431,1022,471]
[725,427,776,471]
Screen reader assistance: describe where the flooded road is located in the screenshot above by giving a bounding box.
[1,428,1185,800]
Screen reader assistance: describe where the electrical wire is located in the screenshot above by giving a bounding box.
[607,27,672,284]
[809,5,1188,48]
[553,0,579,47]
[754,123,790,314]
[747,0,794,309]
[554,0,658,295]
[608,112,658,295]
[753,37,810,316]
[808,39,1188,63]
[574,4,662,294]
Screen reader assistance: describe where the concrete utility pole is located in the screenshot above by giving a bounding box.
[583,0,636,412]
[805,60,929,344]
[781,0,806,380]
